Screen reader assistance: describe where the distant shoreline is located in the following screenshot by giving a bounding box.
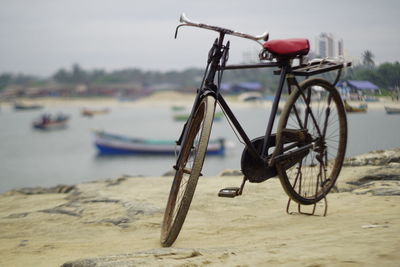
[1,91,399,110]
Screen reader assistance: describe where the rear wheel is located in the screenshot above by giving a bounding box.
[275,78,347,205]
[161,95,216,247]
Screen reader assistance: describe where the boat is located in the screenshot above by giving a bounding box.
[384,106,400,114]
[344,101,367,113]
[14,102,43,110]
[171,105,186,111]
[173,111,224,121]
[81,108,110,117]
[33,114,70,130]
[365,96,379,102]
[238,92,263,102]
[93,130,225,155]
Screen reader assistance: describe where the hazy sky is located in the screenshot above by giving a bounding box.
[1,0,399,76]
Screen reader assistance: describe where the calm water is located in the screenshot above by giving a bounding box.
[1,101,399,193]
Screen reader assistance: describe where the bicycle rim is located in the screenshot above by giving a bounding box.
[161,95,216,246]
[276,78,347,205]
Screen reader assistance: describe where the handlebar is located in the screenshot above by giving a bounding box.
[175,13,269,45]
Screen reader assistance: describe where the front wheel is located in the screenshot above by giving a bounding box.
[275,78,347,205]
[161,95,216,247]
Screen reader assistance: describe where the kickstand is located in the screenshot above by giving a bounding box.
[238,176,247,195]
[286,196,328,216]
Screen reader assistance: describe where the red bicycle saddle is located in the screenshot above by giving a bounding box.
[263,38,310,58]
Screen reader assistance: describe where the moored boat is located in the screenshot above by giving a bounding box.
[173,111,224,121]
[33,113,70,130]
[93,130,225,155]
[238,92,263,102]
[344,100,367,113]
[171,105,186,111]
[384,106,400,114]
[14,102,43,110]
[81,108,110,117]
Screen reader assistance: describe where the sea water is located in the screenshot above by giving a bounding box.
[0,102,399,193]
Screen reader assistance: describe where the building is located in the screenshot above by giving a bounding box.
[315,33,344,58]
[338,39,344,57]
[317,33,334,57]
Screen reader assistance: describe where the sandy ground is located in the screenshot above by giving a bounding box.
[0,149,399,266]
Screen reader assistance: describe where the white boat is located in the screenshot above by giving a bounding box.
[384,106,400,114]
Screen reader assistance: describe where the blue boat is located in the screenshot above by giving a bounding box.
[93,130,225,156]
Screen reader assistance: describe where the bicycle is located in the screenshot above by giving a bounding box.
[161,13,350,247]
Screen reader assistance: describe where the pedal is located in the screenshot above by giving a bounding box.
[218,187,241,198]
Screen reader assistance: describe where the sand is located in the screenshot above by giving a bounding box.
[0,148,399,266]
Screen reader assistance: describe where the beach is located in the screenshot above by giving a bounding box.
[0,148,399,266]
[3,91,400,109]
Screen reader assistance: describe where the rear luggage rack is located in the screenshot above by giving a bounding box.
[274,59,352,76]
[221,58,351,78]
[292,61,351,76]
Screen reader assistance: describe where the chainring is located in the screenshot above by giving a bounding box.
[241,136,277,183]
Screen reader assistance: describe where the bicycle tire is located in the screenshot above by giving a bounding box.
[275,78,347,205]
[161,95,216,247]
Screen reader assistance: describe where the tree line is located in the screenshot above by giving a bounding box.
[50,63,281,90]
[343,63,400,90]
[0,63,280,91]
[1,51,399,92]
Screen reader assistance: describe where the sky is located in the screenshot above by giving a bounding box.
[1,0,399,77]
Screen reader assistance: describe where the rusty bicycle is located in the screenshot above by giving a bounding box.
[161,13,350,247]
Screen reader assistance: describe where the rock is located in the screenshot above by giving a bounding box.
[40,207,82,217]
[2,179,164,230]
[162,169,175,176]
[389,162,400,168]
[85,217,131,228]
[345,169,400,196]
[343,148,400,166]
[7,184,76,195]
[352,182,400,196]
[366,188,400,196]
[4,212,30,219]
[388,157,400,164]
[105,176,127,186]
[122,201,163,218]
[347,174,400,186]
[61,248,206,267]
